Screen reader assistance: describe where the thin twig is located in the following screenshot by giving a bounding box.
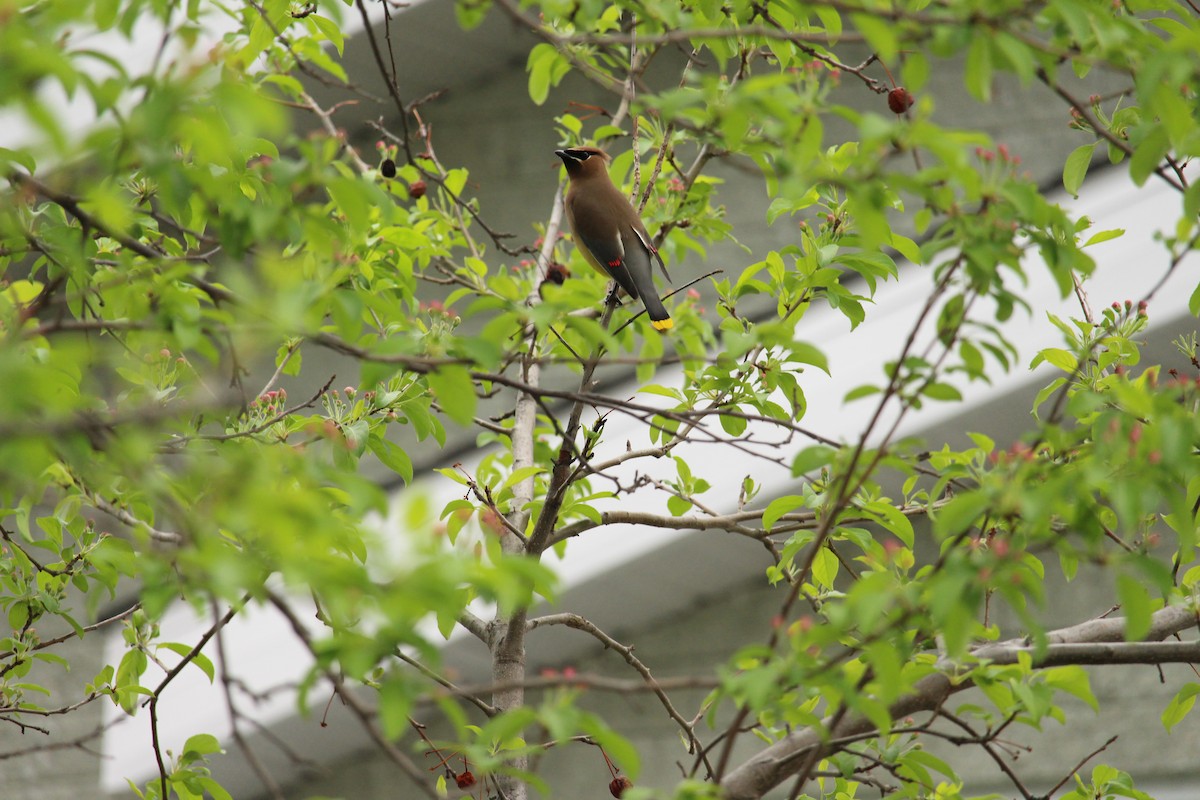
[267,592,439,798]
[527,613,711,772]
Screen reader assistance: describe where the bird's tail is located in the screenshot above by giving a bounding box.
[624,239,673,332]
[642,290,673,331]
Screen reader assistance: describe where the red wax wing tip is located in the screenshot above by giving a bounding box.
[608,259,622,267]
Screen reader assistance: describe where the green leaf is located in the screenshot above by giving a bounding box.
[1032,347,1077,372]
[1129,125,1170,187]
[934,491,990,538]
[197,778,233,800]
[1082,228,1123,248]
[792,445,836,477]
[763,496,805,531]
[1032,377,1067,418]
[901,749,958,784]
[580,714,641,779]
[1116,573,1152,641]
[851,14,898,65]
[94,0,121,28]
[870,502,915,548]
[811,545,838,588]
[1162,683,1200,732]
[369,437,414,484]
[889,232,922,265]
[157,642,215,684]
[1062,142,1097,198]
[719,411,748,437]
[992,31,1035,85]
[326,177,371,235]
[276,341,302,376]
[788,340,830,374]
[182,733,222,757]
[964,35,993,102]
[115,648,147,691]
[444,168,469,197]
[667,495,692,516]
[500,466,545,493]
[526,43,566,106]
[436,601,460,639]
[456,0,491,28]
[1043,665,1098,711]
[815,6,842,41]
[922,382,962,402]
[845,384,881,402]
[309,14,344,55]
[241,16,276,65]
[0,147,36,174]
[376,679,411,741]
[427,366,477,426]
[480,705,537,746]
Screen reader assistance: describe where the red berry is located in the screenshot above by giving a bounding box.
[887,87,914,114]
[408,180,427,199]
[609,776,633,798]
[455,771,476,789]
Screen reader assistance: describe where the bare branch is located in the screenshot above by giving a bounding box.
[527,612,709,770]
[720,605,1200,800]
[0,603,140,660]
[1035,68,1187,194]
[298,90,372,175]
[213,597,287,800]
[395,650,497,717]
[1045,734,1119,798]
[90,495,183,546]
[267,592,439,799]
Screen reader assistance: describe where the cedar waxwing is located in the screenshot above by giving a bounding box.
[555,147,673,331]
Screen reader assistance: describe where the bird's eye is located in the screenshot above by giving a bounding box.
[569,150,591,161]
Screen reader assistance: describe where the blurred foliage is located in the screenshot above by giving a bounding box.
[1,0,1199,799]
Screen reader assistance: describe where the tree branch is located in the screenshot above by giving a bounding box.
[720,604,1200,800]
[267,592,439,799]
[527,612,709,770]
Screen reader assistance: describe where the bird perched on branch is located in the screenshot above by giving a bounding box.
[555,146,673,331]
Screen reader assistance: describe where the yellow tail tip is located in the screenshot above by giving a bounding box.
[651,318,674,332]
